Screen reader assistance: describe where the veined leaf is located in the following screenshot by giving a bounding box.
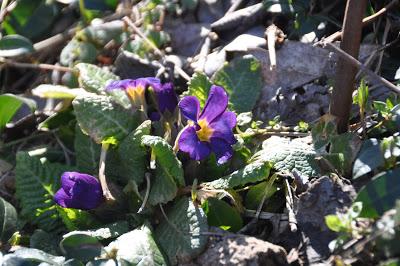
[73,93,142,143]
[117,120,151,184]
[0,197,18,243]
[32,85,86,99]
[356,168,400,218]
[0,94,36,129]
[60,39,97,66]
[103,225,166,265]
[75,63,119,93]
[202,198,243,232]
[141,135,185,205]
[60,232,104,262]
[15,152,70,232]
[204,161,272,189]
[75,126,101,175]
[212,55,263,113]
[184,72,213,108]
[0,34,34,57]
[155,197,208,265]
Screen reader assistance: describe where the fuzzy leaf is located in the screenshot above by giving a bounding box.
[155,197,208,265]
[0,34,34,57]
[73,93,142,143]
[203,198,243,232]
[104,225,166,265]
[205,161,272,189]
[213,55,263,113]
[75,63,119,93]
[117,120,151,184]
[141,135,185,205]
[60,39,97,66]
[74,126,101,175]
[252,136,320,177]
[60,232,103,262]
[15,152,70,232]
[0,197,17,243]
[184,72,213,108]
[2,248,65,265]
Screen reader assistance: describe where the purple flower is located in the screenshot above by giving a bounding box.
[178,85,237,164]
[106,78,178,121]
[54,172,103,210]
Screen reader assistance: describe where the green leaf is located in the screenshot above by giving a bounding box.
[69,221,129,240]
[2,247,65,265]
[212,55,263,113]
[0,197,17,243]
[202,198,243,232]
[117,120,151,184]
[60,232,103,262]
[155,197,208,265]
[75,63,119,93]
[32,84,86,99]
[356,168,400,218]
[325,215,344,232]
[60,39,97,66]
[74,126,101,175]
[205,161,272,189]
[244,181,278,210]
[30,229,59,256]
[141,135,185,205]
[0,34,34,57]
[0,93,36,129]
[353,139,384,179]
[184,72,213,108]
[57,207,97,231]
[73,93,142,143]
[103,225,167,265]
[15,152,70,232]
[252,136,320,177]
[327,132,361,175]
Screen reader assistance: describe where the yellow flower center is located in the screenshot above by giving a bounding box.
[196,119,214,142]
[126,85,146,108]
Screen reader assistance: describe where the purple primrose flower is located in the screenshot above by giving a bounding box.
[178,85,237,164]
[54,172,103,210]
[106,78,178,120]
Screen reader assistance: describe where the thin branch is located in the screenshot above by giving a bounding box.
[319,0,399,44]
[122,16,191,81]
[0,0,16,26]
[0,58,74,72]
[284,178,297,232]
[323,42,400,94]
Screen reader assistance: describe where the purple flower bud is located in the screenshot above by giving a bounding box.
[54,172,103,210]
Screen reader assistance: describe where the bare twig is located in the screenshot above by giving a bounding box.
[319,0,399,44]
[0,0,16,26]
[266,25,278,70]
[375,18,391,74]
[323,42,400,94]
[0,58,74,72]
[284,178,297,232]
[123,16,190,81]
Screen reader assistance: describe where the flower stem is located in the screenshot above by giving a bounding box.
[99,143,115,201]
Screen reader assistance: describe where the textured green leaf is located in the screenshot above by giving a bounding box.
[184,72,213,108]
[78,20,124,46]
[104,225,166,265]
[141,135,185,205]
[32,85,86,99]
[252,136,320,177]
[73,93,142,143]
[356,168,400,218]
[212,55,263,113]
[60,232,104,262]
[15,152,70,232]
[74,126,100,175]
[68,221,129,241]
[0,34,34,57]
[205,161,272,189]
[327,132,361,175]
[60,39,97,66]
[353,139,384,179]
[0,197,17,243]
[244,181,278,210]
[57,207,97,231]
[203,198,243,232]
[0,94,36,129]
[30,229,59,256]
[75,63,119,93]
[155,197,208,265]
[2,248,65,265]
[117,120,151,184]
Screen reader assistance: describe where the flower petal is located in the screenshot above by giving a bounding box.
[210,138,234,165]
[105,79,134,91]
[209,111,237,144]
[61,171,78,195]
[178,126,211,160]
[179,96,200,122]
[54,188,71,208]
[154,82,178,113]
[199,85,228,123]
